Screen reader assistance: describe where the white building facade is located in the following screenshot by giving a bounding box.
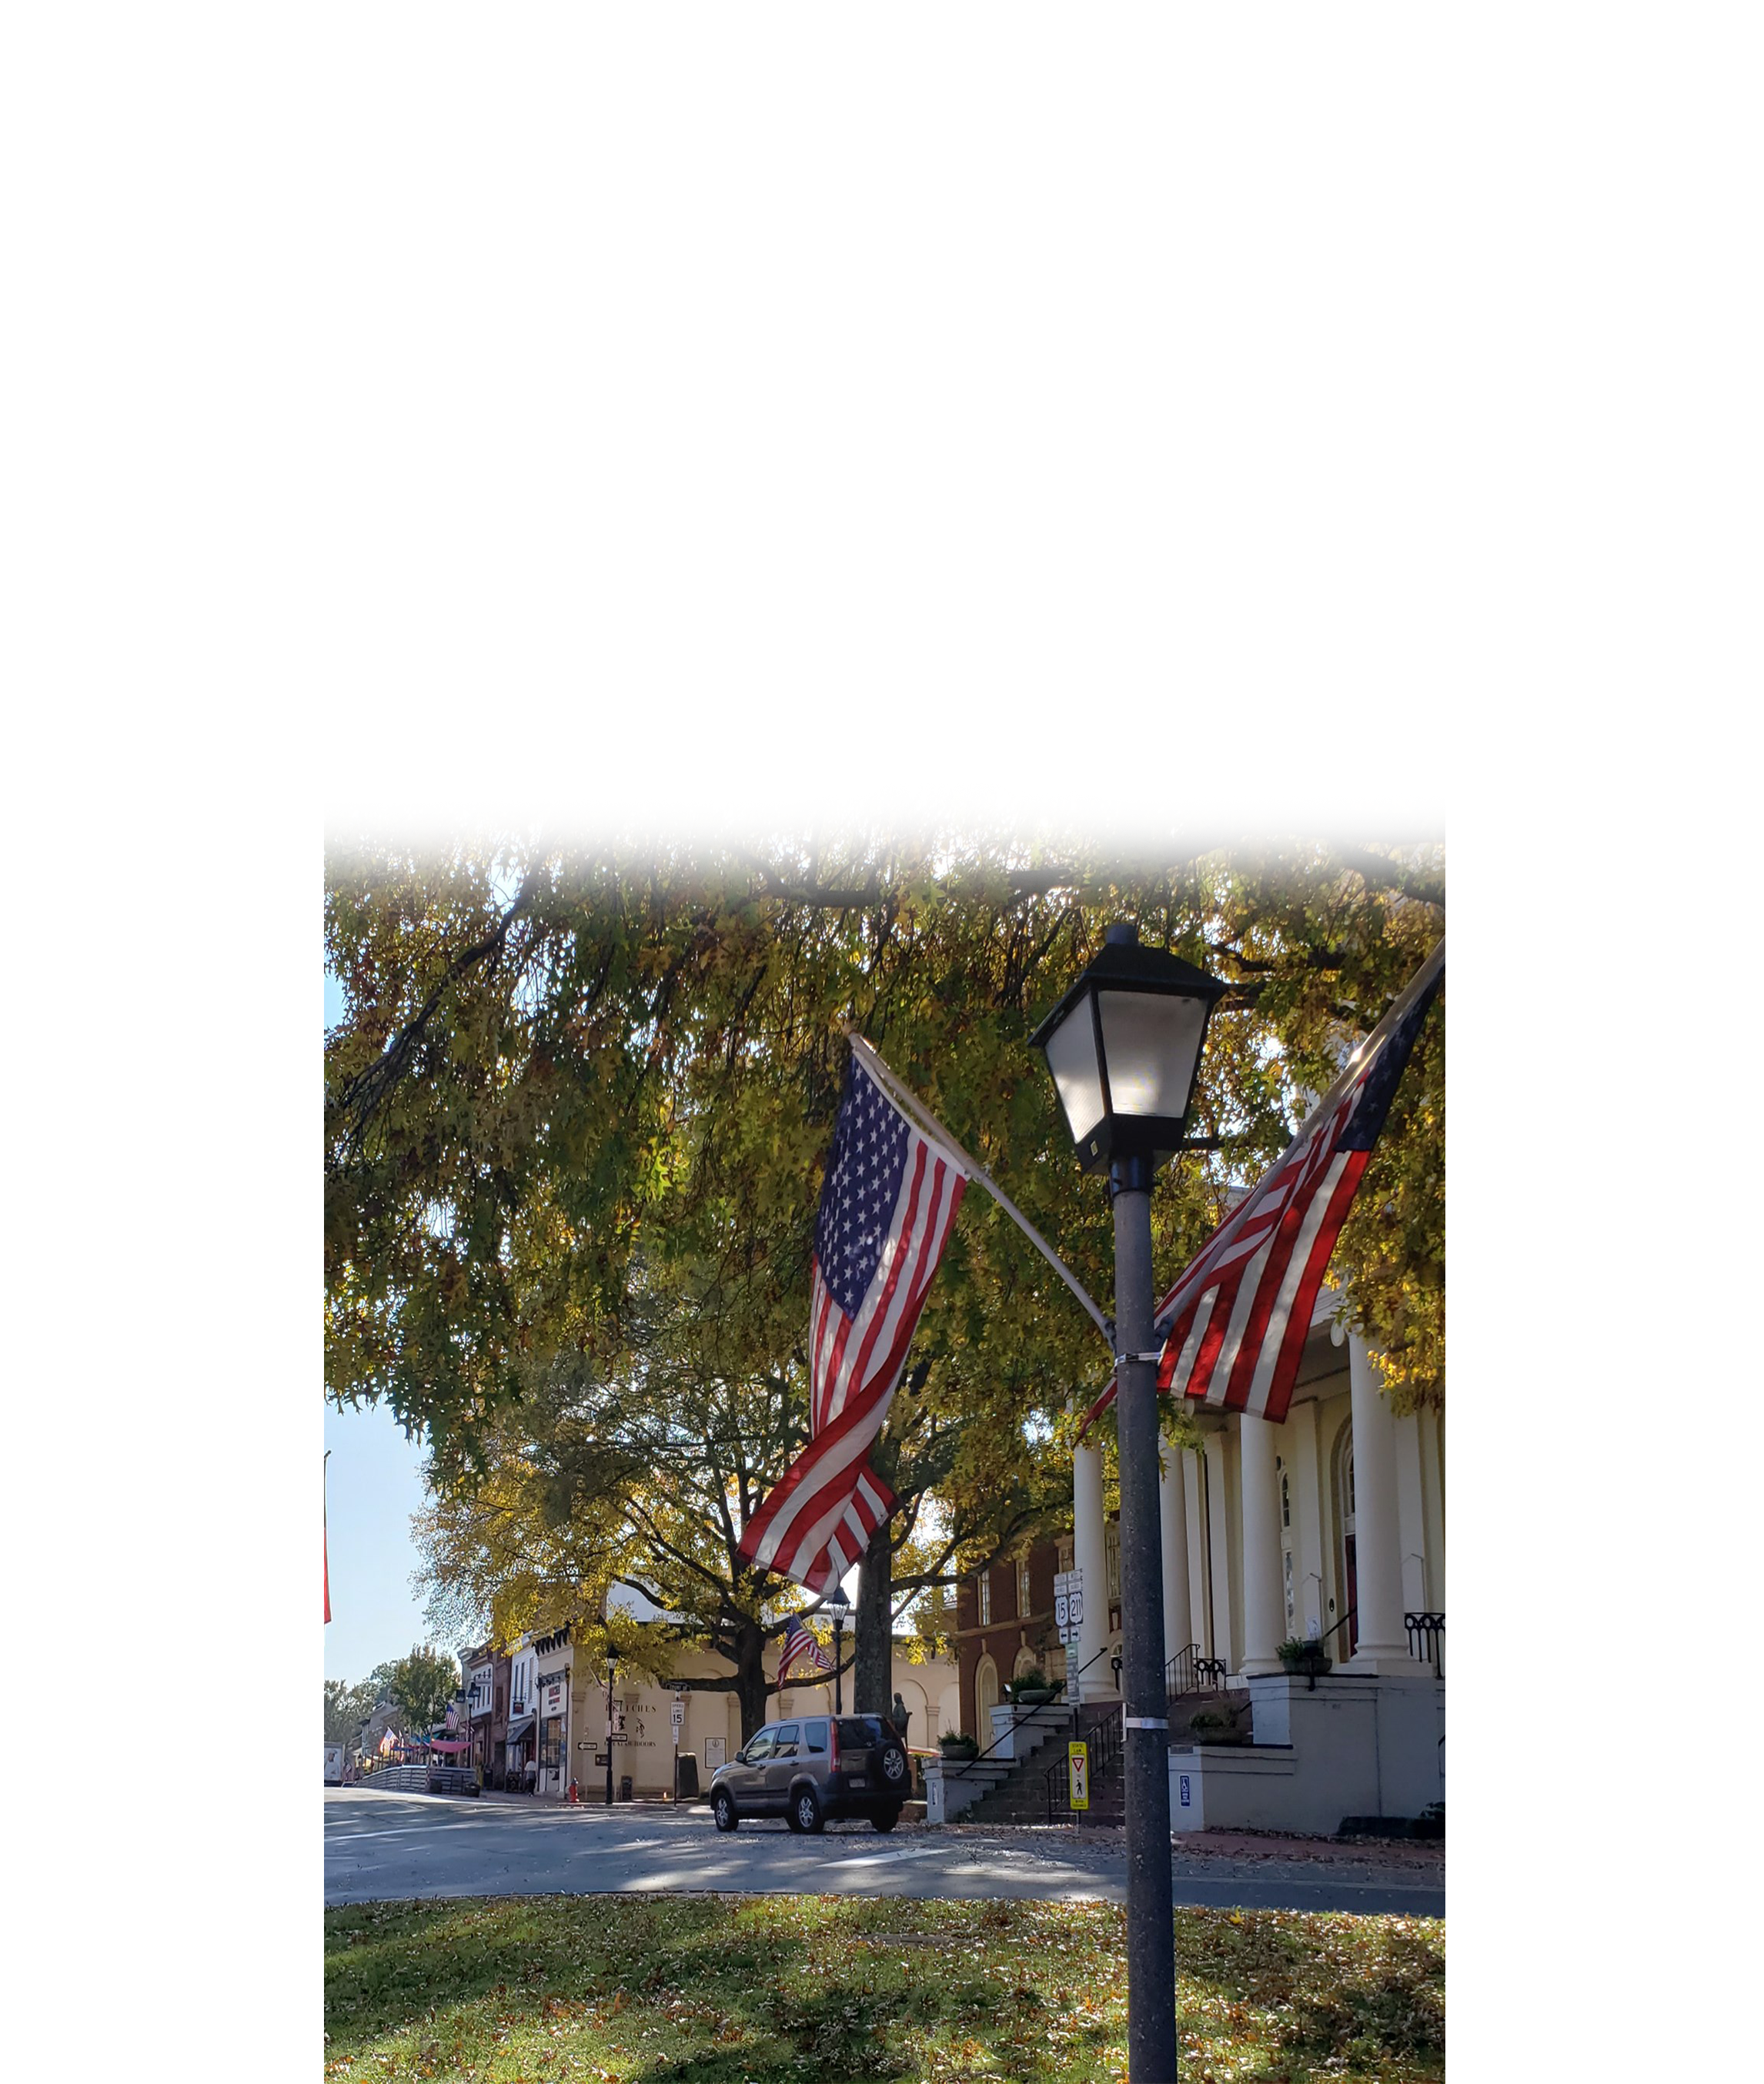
[1064,1301,1444,1834]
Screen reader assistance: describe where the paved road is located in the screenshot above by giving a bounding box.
[323,1790,1444,1917]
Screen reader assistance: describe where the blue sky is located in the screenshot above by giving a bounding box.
[325,967,449,1684]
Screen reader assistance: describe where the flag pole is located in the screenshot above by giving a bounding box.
[842,1027,1115,1350]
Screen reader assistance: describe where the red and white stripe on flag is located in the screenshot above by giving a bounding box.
[1079,945,1442,1435]
[737,1050,969,1595]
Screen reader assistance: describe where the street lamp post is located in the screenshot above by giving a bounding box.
[824,1585,850,1715]
[604,1650,618,1808]
[1031,920,1227,2084]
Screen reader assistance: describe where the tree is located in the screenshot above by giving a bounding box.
[378,1646,460,1732]
[332,838,1444,1712]
[323,1677,379,1747]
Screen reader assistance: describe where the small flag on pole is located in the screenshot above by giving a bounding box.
[737,1048,970,1595]
[778,1620,835,1684]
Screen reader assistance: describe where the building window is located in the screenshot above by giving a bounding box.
[1017,1558,1033,1620]
[1057,1536,1074,1575]
[1284,1548,1296,1630]
[977,1572,991,1627]
[1104,1522,1121,1604]
[1281,1471,1291,1530]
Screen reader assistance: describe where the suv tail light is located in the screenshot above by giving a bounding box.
[828,1720,840,1773]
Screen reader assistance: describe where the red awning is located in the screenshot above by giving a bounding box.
[427,1738,469,1755]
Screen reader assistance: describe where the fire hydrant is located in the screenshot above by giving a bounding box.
[566,1778,580,1805]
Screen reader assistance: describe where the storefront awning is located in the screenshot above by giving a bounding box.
[427,1738,469,1754]
[505,1714,535,1742]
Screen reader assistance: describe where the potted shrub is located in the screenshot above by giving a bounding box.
[938,1730,979,1761]
[1277,1636,1332,1686]
[1007,1668,1058,1706]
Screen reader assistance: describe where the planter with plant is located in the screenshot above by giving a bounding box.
[1007,1669,1058,1706]
[1277,1637,1333,1687]
[937,1731,979,1760]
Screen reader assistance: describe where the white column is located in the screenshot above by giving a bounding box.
[1291,1400,1327,1640]
[1204,1431,1234,1672]
[1345,1335,1431,1673]
[1393,1410,1429,1614]
[1238,1413,1288,1675]
[1182,1448,1211,1656]
[1073,1434,1111,1698]
[1159,1438,1194,1673]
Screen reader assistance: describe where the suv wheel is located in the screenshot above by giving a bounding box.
[871,1805,900,1833]
[711,1788,738,1832]
[877,1741,909,1789]
[791,1785,824,1835]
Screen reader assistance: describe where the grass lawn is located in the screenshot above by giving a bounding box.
[324,1894,1443,2083]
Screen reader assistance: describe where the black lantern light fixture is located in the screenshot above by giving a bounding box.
[824,1584,850,1715]
[1028,920,1228,1176]
[1031,920,1227,2084]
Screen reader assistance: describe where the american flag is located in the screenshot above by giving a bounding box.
[737,1050,970,1595]
[1083,943,1442,1431]
[777,1619,834,1683]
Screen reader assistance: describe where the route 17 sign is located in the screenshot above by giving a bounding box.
[1054,1568,1084,1645]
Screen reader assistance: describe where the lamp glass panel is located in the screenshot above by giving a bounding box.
[1041,992,1106,1143]
[1095,989,1208,1123]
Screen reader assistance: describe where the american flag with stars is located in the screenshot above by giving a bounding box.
[737,1050,970,1595]
[777,1618,835,1683]
[1082,942,1443,1433]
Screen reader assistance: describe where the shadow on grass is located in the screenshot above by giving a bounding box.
[326,1896,1124,2082]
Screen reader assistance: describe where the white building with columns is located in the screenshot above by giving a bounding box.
[1058,1291,1444,1833]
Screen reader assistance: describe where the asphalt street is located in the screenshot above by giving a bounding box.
[323,1788,1445,1916]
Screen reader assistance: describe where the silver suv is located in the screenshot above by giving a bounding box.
[709,1713,910,1834]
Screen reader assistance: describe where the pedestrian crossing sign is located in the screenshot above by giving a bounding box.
[1067,1740,1089,1811]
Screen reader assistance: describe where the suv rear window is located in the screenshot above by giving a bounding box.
[836,1718,881,1750]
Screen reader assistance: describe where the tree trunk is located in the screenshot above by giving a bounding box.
[733,1619,770,1742]
[854,1517,893,1715]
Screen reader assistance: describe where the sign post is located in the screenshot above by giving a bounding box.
[1054,1568,1085,1715]
[671,1690,685,1798]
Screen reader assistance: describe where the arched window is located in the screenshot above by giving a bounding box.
[1013,1645,1039,1680]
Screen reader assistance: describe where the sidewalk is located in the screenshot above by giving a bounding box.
[923,1818,1445,1880]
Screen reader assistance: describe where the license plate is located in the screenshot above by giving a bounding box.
[849,1775,867,1788]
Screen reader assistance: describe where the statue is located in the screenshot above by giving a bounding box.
[891,1690,910,1741]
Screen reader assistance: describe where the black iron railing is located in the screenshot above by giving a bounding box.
[1318,1608,1357,1657]
[1405,1611,1445,1675]
[1165,1641,1228,1698]
[939,1642,1116,1783]
[1042,1699,1128,1822]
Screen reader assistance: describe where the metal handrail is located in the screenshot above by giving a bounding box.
[1404,1610,1445,1675]
[1042,1698,1128,1822]
[1165,1642,1228,1698]
[1318,1607,1357,1654]
[940,1642,1117,1779]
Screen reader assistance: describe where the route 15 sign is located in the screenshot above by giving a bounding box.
[1054,1568,1084,1645]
